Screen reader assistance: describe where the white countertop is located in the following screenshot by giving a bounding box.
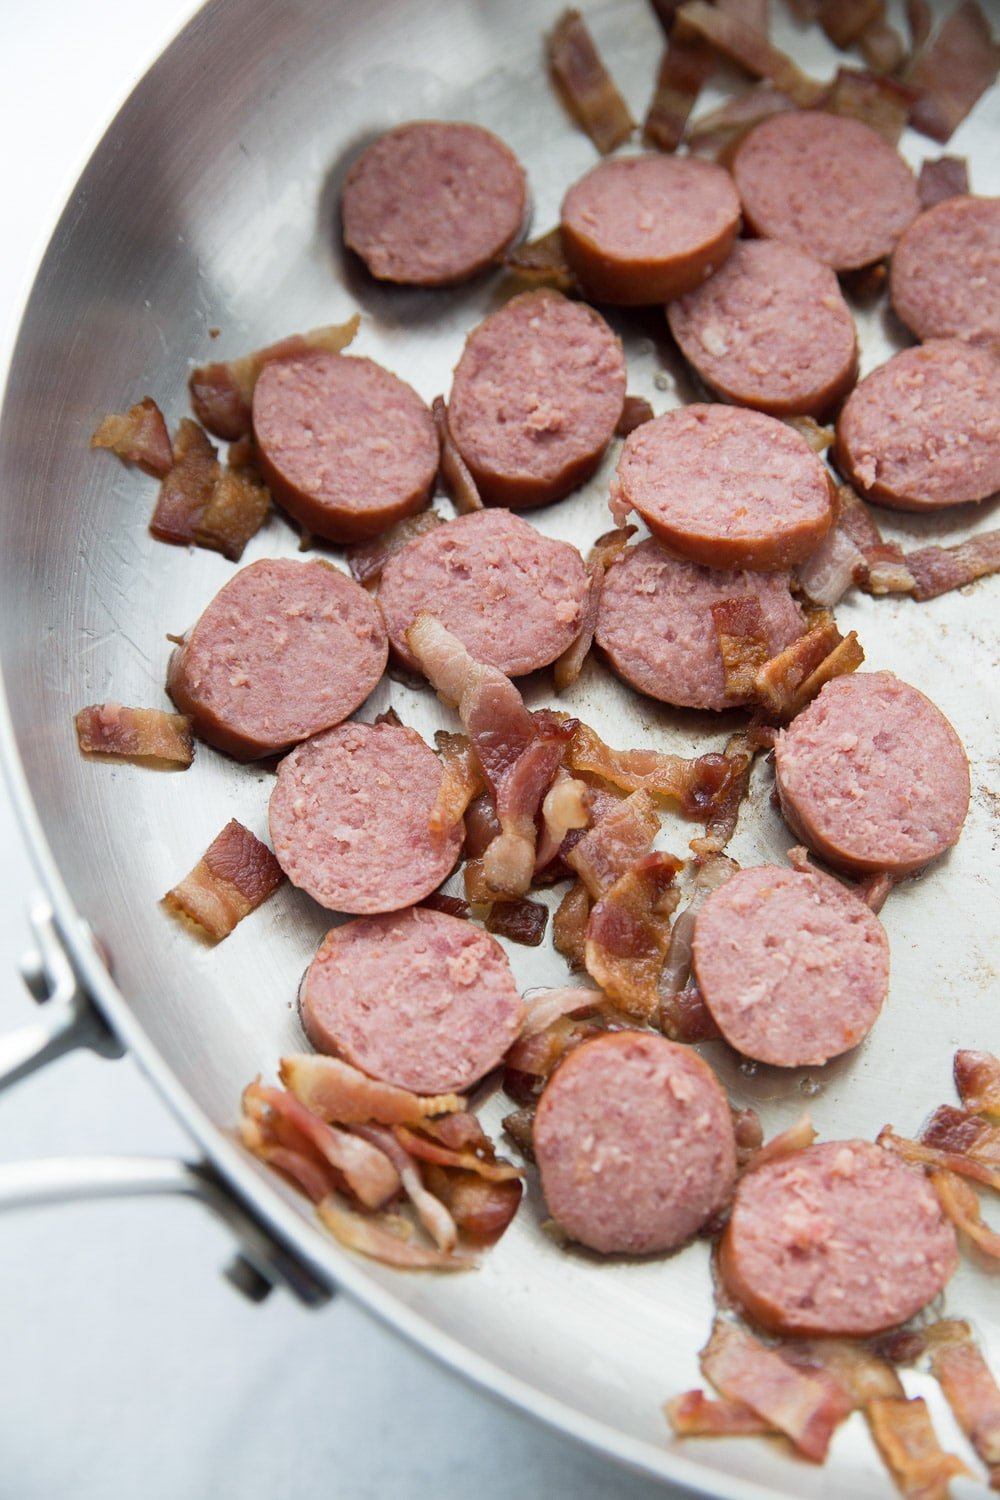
[0,4,682,1496]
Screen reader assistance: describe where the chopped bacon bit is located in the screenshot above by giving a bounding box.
[502,1107,536,1160]
[584,851,682,1020]
[555,527,635,691]
[431,730,484,840]
[905,0,1000,143]
[785,415,836,454]
[955,1050,1000,1118]
[686,82,794,159]
[553,878,592,969]
[860,19,908,74]
[241,1082,400,1208]
[835,484,914,594]
[423,1165,523,1244]
[346,510,442,588]
[420,892,470,919]
[906,531,1000,602]
[866,1396,968,1498]
[75,703,193,767]
[820,0,885,50]
[615,396,655,437]
[906,0,934,51]
[486,898,549,947]
[752,614,865,722]
[433,398,482,514]
[90,397,173,477]
[826,66,917,145]
[661,852,739,994]
[394,1125,523,1184]
[150,418,219,546]
[278,1054,465,1126]
[665,1389,776,1437]
[700,1319,851,1462]
[520,986,599,1039]
[194,461,270,561]
[675,2,826,107]
[921,1104,1000,1166]
[566,721,733,818]
[878,1125,1000,1191]
[566,789,660,898]
[930,1168,1000,1259]
[547,9,635,154]
[853,869,896,914]
[926,1321,1000,1482]
[713,596,772,702]
[316,1197,473,1270]
[643,35,717,152]
[660,982,721,1043]
[918,155,971,208]
[163,819,284,942]
[189,316,360,440]
[743,1115,818,1175]
[781,1338,905,1406]
[503,228,579,293]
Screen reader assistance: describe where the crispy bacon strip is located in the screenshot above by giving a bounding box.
[431,731,485,839]
[712,597,772,702]
[918,154,971,207]
[75,703,193,766]
[566,789,660,898]
[394,1126,523,1183]
[700,1319,851,1462]
[433,398,482,514]
[566,721,732,817]
[90,396,172,477]
[955,1050,1000,1118]
[194,461,271,561]
[931,1169,1000,1258]
[689,729,769,857]
[906,532,1000,602]
[422,1165,523,1244]
[503,228,578,293]
[866,1396,968,1498]
[675,2,826,106]
[926,1321,1000,1482]
[686,82,794,159]
[242,1083,400,1209]
[346,510,442,588]
[317,1198,473,1270]
[279,1054,465,1126]
[555,527,636,691]
[547,9,635,154]
[826,66,916,144]
[752,615,864,721]
[921,1104,1000,1166]
[906,0,1000,143]
[878,1126,1000,1192]
[486,898,549,946]
[189,316,360,440]
[585,851,683,1020]
[163,820,284,942]
[665,1389,776,1437]
[616,397,655,437]
[643,35,717,151]
[553,879,592,969]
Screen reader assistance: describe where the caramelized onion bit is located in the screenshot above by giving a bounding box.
[905,0,1000,143]
[75,703,193,767]
[486,898,549,947]
[675,2,825,106]
[554,526,635,692]
[547,9,635,154]
[643,35,717,151]
[317,1197,473,1270]
[553,878,592,969]
[585,851,683,1021]
[433,398,482,514]
[503,228,579,293]
[347,510,442,588]
[665,1389,776,1437]
[955,1050,1000,1118]
[279,1054,465,1126]
[866,1395,968,1498]
[163,819,284,941]
[918,154,970,207]
[90,396,173,477]
[926,1320,1000,1483]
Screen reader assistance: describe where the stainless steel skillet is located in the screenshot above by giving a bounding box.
[0,1,998,1495]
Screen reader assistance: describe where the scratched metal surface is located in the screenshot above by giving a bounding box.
[0,0,997,1495]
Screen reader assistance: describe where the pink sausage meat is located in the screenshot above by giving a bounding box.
[534,1032,736,1255]
[595,539,804,711]
[890,195,1000,345]
[774,672,970,876]
[300,907,524,1094]
[166,558,387,761]
[269,720,463,913]
[378,508,588,676]
[719,1140,958,1336]
[692,865,889,1067]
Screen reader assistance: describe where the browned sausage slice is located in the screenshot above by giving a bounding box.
[300,907,524,1093]
[890,195,1000,345]
[166,558,387,760]
[447,290,626,508]
[719,1140,958,1336]
[732,112,919,271]
[533,1032,735,1255]
[692,865,889,1067]
[560,154,740,305]
[340,120,528,287]
[835,339,1000,510]
[774,672,970,877]
[667,239,858,417]
[252,353,438,542]
[269,721,463,913]
[611,404,835,571]
[595,539,804,710]
[378,508,588,676]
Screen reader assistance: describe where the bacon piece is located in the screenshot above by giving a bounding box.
[743,1115,818,1175]
[420,891,470,919]
[926,1321,1000,1482]
[835,484,913,595]
[462,790,501,862]
[75,703,193,766]
[931,1169,1000,1258]
[732,1107,765,1166]
[394,1125,522,1184]
[504,1015,607,1087]
[700,1319,851,1462]
[689,729,768,857]
[906,532,1000,602]
[547,9,635,155]
[665,1389,776,1437]
[162,819,284,942]
[566,789,660,898]
[751,613,864,721]
[712,597,772,702]
[675,2,826,107]
[352,1122,458,1252]
[316,1198,473,1270]
[417,1111,495,1155]
[585,851,683,1020]
[860,19,908,73]
[555,526,635,692]
[150,418,219,546]
[422,1165,523,1244]
[278,1054,465,1126]
[502,1107,536,1160]
[878,1126,1000,1192]
[430,730,485,840]
[553,879,592,969]
[686,83,794,159]
[906,0,1000,143]
[566,721,732,818]
[189,316,360,440]
[918,155,971,208]
[797,525,866,608]
[643,35,717,152]
[660,852,739,995]
[520,986,600,1039]
[90,397,172,477]
[955,1050,1000,1118]
[921,1104,1000,1166]
[536,772,591,871]
[193,461,271,561]
[502,228,579,293]
[906,0,934,50]
[826,66,916,145]
[820,0,884,49]
[346,510,442,588]
[433,398,482,515]
[866,1396,968,1498]
[781,1339,905,1406]
[486,898,548,947]
[615,397,655,437]
[853,869,896,914]
[241,1082,399,1209]
[660,982,721,1043]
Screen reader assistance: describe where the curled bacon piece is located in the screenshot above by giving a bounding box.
[486,898,549,947]
[665,1389,775,1437]
[826,66,916,145]
[918,154,970,207]
[279,1054,465,1126]
[346,510,442,588]
[905,0,1000,144]
[520,986,600,1039]
[643,35,717,152]
[566,789,660,898]
[930,1169,1000,1259]
[555,526,635,691]
[689,729,771,857]
[547,9,635,154]
[189,315,360,440]
[503,228,579,293]
[90,396,172,477]
[615,397,655,437]
[163,819,284,942]
[585,851,683,1021]
[430,731,485,840]
[317,1198,473,1271]
[241,1082,399,1209]
[394,1125,523,1184]
[433,398,482,515]
[552,879,592,969]
[675,2,826,106]
[921,1104,1000,1167]
[955,1050,1000,1118]
[926,1321,1000,1484]
[866,1395,968,1498]
[878,1125,1000,1191]
[566,721,732,818]
[353,1122,459,1253]
[75,703,193,767]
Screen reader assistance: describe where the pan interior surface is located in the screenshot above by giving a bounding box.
[1,1,998,1495]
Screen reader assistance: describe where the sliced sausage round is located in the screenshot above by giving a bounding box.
[252,353,438,542]
[719,1139,958,1336]
[269,720,463,913]
[890,195,1000,345]
[774,672,970,877]
[667,239,858,417]
[446,290,626,508]
[340,120,527,287]
[692,865,889,1067]
[533,1031,736,1256]
[595,539,804,711]
[166,558,388,761]
[560,154,741,305]
[732,112,919,271]
[611,404,835,571]
[836,339,1000,510]
[378,508,588,676]
[300,907,524,1093]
